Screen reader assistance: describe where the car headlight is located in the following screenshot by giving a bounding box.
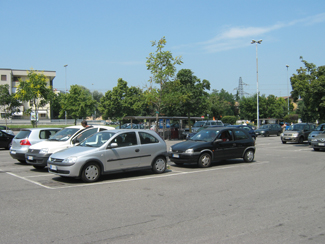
[62,156,78,164]
[311,138,317,142]
[185,148,194,154]
[260,131,265,133]
[169,147,173,152]
[39,148,49,154]
[292,133,299,137]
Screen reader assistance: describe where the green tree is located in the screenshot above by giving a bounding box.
[15,70,54,127]
[51,92,63,119]
[163,69,210,131]
[146,36,182,130]
[59,84,96,125]
[291,57,325,122]
[98,78,144,123]
[0,84,21,127]
[209,89,236,119]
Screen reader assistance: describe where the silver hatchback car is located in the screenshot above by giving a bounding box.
[48,129,168,183]
[10,128,61,163]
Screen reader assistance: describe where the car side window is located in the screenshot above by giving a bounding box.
[218,130,233,141]
[112,132,137,147]
[139,132,159,144]
[234,130,248,140]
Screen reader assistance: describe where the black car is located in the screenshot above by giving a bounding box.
[229,125,256,140]
[255,124,282,137]
[0,130,15,150]
[168,127,256,168]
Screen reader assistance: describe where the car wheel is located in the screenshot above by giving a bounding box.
[33,165,45,170]
[81,162,101,183]
[313,148,320,151]
[152,157,167,174]
[243,150,255,162]
[197,153,211,168]
[282,141,286,144]
[298,137,304,144]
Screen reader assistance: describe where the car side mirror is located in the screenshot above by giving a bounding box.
[108,142,118,149]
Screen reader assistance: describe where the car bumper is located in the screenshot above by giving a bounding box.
[281,136,299,143]
[47,162,80,177]
[168,152,200,164]
[25,153,52,167]
[10,147,29,160]
[311,142,325,149]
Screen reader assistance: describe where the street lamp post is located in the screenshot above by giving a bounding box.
[286,64,289,114]
[64,64,68,124]
[251,39,262,129]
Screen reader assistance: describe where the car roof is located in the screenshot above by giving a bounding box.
[21,128,62,131]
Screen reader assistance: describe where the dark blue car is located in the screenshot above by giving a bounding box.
[229,125,256,140]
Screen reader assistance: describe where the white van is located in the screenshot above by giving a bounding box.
[25,125,114,169]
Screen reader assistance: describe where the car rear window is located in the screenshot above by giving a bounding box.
[15,130,31,139]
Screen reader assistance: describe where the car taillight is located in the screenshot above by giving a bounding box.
[20,139,31,146]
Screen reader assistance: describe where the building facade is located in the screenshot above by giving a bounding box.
[0,68,56,119]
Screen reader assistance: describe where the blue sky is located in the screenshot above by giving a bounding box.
[1,0,325,98]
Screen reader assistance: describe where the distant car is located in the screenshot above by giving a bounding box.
[311,133,325,151]
[308,123,325,145]
[255,124,282,137]
[0,125,15,136]
[25,125,114,169]
[168,127,256,167]
[281,123,316,144]
[0,130,15,150]
[229,125,257,140]
[48,129,168,183]
[191,120,224,133]
[10,128,61,163]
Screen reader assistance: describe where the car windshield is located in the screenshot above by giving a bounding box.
[79,132,116,147]
[287,124,304,131]
[315,124,325,131]
[48,128,80,141]
[193,121,206,127]
[190,129,220,142]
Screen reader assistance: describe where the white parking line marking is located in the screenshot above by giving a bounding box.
[4,171,53,189]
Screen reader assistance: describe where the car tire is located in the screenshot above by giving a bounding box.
[197,153,211,168]
[243,150,255,162]
[313,148,320,151]
[81,162,101,183]
[33,165,45,170]
[298,137,304,144]
[282,141,286,144]
[152,156,167,174]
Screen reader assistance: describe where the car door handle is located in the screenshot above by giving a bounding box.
[135,149,139,152]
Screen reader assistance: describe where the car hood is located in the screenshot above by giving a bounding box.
[50,146,99,159]
[255,128,270,132]
[314,133,325,139]
[284,130,302,133]
[309,131,323,136]
[29,140,71,153]
[171,140,211,152]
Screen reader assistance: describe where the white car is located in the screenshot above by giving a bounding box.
[25,125,114,169]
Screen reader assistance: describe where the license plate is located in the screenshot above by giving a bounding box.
[284,137,291,140]
[50,165,57,171]
[11,150,16,154]
[27,156,33,160]
[173,154,179,158]
[318,143,325,146]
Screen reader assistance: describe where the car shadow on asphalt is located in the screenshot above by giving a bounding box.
[50,168,173,184]
[170,159,250,169]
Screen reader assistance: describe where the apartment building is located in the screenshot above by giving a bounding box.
[0,68,56,119]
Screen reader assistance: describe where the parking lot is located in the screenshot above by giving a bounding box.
[1,136,325,243]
